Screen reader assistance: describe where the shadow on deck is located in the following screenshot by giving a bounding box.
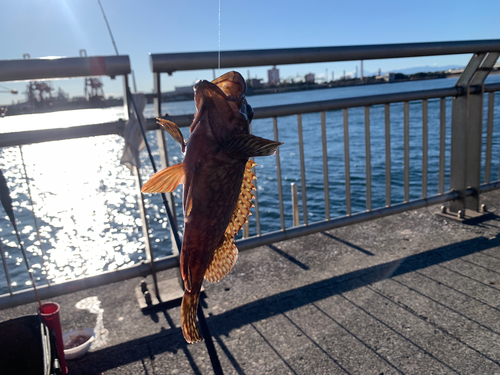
[2,191,500,374]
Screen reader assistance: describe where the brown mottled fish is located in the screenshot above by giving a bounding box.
[141,71,282,343]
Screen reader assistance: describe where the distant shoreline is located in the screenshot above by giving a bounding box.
[244,70,500,97]
[147,70,480,104]
[4,70,498,115]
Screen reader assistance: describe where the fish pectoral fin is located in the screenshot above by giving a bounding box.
[183,172,195,221]
[184,195,193,221]
[220,134,283,159]
[157,118,187,153]
[141,162,185,193]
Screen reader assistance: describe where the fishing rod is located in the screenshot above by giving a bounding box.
[19,146,50,286]
[97,0,119,56]
[0,169,42,308]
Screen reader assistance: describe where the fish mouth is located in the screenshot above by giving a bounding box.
[211,71,246,99]
[192,71,253,132]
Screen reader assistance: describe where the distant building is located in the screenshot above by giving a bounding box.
[384,72,395,82]
[174,86,193,94]
[268,66,280,85]
[247,78,263,88]
[305,73,315,83]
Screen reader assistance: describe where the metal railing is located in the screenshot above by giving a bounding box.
[1,40,500,309]
[0,55,134,308]
[150,41,500,253]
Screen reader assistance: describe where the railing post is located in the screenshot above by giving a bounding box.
[0,240,14,295]
[153,72,180,254]
[133,166,157,288]
[125,81,160,297]
[449,53,485,214]
[153,72,162,119]
[484,92,495,184]
[297,114,308,225]
[449,52,499,216]
[273,117,285,230]
[122,74,130,122]
[466,53,499,211]
[291,183,299,227]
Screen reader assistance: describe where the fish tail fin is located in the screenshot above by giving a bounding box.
[181,290,203,343]
[141,162,185,193]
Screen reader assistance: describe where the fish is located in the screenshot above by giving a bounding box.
[141,71,282,343]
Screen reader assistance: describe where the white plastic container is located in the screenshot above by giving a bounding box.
[63,328,95,360]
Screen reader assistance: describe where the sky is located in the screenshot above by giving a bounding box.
[1,0,500,102]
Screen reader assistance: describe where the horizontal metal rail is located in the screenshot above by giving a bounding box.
[0,256,178,310]
[150,39,500,74]
[4,185,491,310]
[0,55,131,82]
[0,119,127,148]
[3,40,500,310]
[4,83,500,148]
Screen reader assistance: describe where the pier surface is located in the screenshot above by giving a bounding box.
[2,191,500,374]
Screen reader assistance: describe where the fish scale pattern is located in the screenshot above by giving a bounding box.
[204,159,257,283]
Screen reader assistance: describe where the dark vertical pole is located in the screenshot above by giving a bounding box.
[198,305,224,374]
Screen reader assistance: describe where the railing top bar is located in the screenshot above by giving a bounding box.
[2,82,499,147]
[0,55,131,82]
[161,86,463,127]
[150,39,500,74]
[254,87,461,118]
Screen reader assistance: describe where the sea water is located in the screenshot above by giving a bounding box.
[2,76,500,295]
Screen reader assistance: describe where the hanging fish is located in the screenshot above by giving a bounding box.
[142,71,282,343]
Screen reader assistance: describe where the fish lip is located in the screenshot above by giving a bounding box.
[193,80,223,110]
[191,72,251,133]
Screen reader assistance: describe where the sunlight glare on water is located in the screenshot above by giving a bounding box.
[0,107,148,289]
[2,77,500,296]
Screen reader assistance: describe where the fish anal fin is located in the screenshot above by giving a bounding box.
[220,134,283,159]
[157,118,187,153]
[141,163,185,193]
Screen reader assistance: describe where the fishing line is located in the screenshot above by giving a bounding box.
[97,0,119,55]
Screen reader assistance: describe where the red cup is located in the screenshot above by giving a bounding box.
[38,302,67,374]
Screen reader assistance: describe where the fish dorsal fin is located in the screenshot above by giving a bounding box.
[157,118,187,153]
[220,134,283,159]
[141,162,185,193]
[204,160,257,283]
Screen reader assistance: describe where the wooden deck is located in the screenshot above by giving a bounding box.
[2,191,500,374]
